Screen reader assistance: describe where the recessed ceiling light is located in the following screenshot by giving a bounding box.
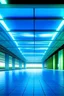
[39,34,53,37]
[21,33,34,37]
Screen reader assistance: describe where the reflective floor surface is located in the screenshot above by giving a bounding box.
[0,69,64,96]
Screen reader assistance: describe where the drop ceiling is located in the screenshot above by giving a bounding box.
[0,4,64,63]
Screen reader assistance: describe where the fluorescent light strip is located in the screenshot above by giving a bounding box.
[25,56,42,57]
[19,48,48,50]
[21,33,34,37]
[22,33,53,37]
[0,15,9,31]
[39,34,53,37]
[48,41,52,47]
[17,42,34,44]
[23,53,44,54]
[0,0,7,4]
[9,32,15,40]
[48,32,58,47]
[35,42,49,44]
[0,15,18,46]
[8,32,19,46]
[0,15,25,58]
[52,32,58,40]
[47,20,64,51]
[56,20,64,31]
[38,48,48,50]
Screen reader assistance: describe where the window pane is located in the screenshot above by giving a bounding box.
[0,52,5,69]
[26,64,42,68]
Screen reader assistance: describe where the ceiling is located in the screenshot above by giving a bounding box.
[0,4,64,63]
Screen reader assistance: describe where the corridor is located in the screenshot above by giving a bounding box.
[0,2,64,96]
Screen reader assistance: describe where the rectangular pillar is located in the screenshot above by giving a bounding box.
[12,57,15,70]
[47,56,53,69]
[24,63,26,69]
[5,54,9,70]
[19,60,22,69]
[53,53,58,69]
[58,49,64,70]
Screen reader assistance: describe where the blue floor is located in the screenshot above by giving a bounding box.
[0,69,64,96]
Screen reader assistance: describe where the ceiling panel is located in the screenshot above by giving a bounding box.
[3,20,34,30]
[35,20,62,30]
[0,8,33,17]
[35,8,64,17]
[0,5,64,63]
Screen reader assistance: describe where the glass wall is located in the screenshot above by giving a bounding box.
[22,63,24,68]
[0,52,5,70]
[0,52,21,70]
[26,64,42,69]
[9,56,12,69]
[15,59,19,69]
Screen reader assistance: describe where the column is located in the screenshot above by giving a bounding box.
[58,49,64,70]
[5,53,9,70]
[43,61,47,69]
[24,63,26,69]
[42,63,44,68]
[53,53,58,69]
[19,60,22,69]
[47,56,53,69]
[12,57,15,70]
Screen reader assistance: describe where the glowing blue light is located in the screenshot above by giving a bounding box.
[21,33,34,37]
[8,32,19,46]
[38,48,48,50]
[43,51,47,55]
[0,15,24,58]
[23,53,45,55]
[35,41,49,44]
[18,48,21,50]
[24,48,34,49]
[26,42,34,44]
[39,34,53,37]
[0,15,9,31]
[56,20,64,31]
[47,20,64,49]
[9,32,15,40]
[19,48,48,50]
[0,15,18,46]
[48,41,52,47]
[20,48,32,50]
[52,32,58,40]
[0,0,7,4]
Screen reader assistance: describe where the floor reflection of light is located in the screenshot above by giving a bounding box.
[21,69,26,73]
[21,69,42,73]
